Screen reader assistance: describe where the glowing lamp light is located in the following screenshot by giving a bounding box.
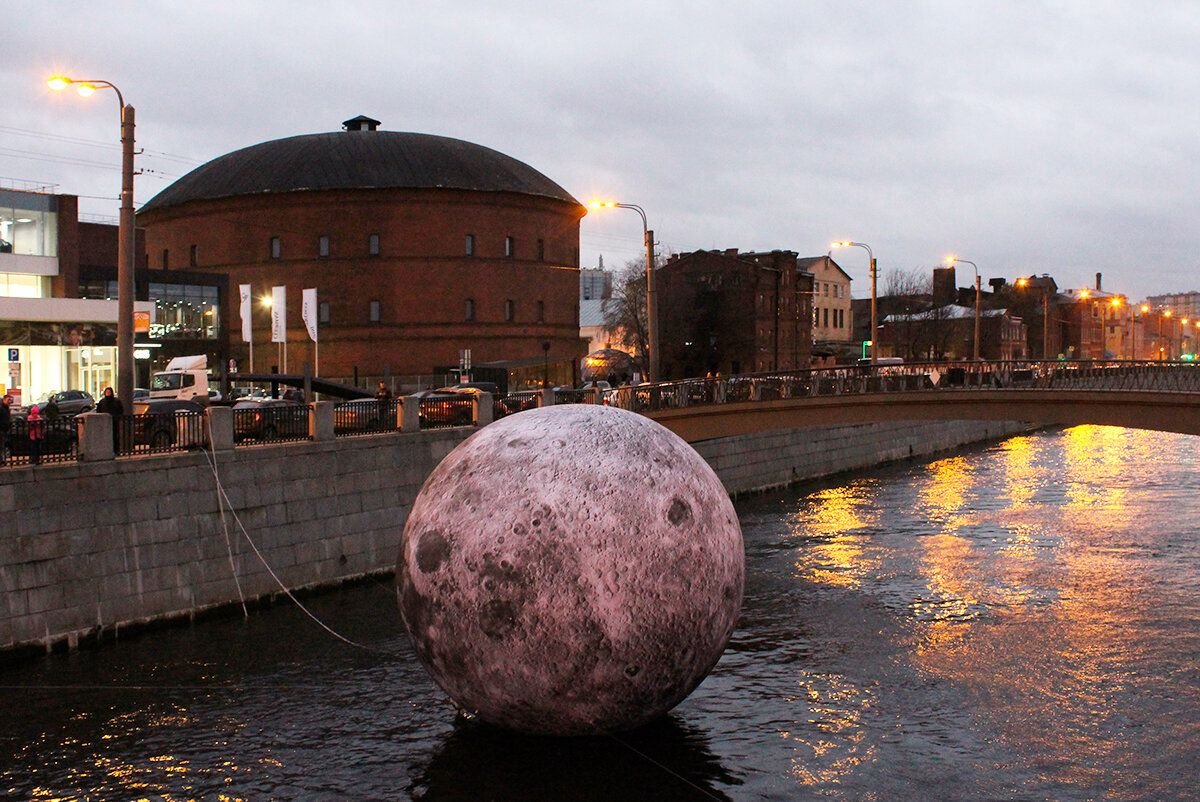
[260,295,273,308]
[47,75,71,91]
[1141,304,1150,313]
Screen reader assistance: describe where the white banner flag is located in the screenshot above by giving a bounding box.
[301,288,318,343]
[239,284,252,343]
[271,286,287,343]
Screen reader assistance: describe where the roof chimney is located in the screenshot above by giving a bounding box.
[1095,272,1102,291]
[342,115,381,132]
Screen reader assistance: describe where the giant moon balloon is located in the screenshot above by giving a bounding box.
[397,403,744,736]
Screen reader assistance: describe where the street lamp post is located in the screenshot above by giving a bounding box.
[946,256,980,360]
[830,241,876,365]
[48,75,136,411]
[589,201,658,381]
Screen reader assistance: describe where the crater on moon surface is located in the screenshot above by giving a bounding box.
[396,403,745,735]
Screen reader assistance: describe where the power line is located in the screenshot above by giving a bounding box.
[0,125,201,164]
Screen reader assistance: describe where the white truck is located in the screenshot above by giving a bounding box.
[150,355,211,403]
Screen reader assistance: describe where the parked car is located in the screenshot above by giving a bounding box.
[128,398,206,449]
[232,399,307,441]
[334,397,396,433]
[436,384,509,420]
[414,390,475,427]
[24,389,95,417]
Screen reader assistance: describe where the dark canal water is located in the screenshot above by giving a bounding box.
[2,425,1198,800]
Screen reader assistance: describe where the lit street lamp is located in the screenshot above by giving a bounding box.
[590,201,658,381]
[945,256,981,360]
[48,74,136,411]
[830,241,876,365]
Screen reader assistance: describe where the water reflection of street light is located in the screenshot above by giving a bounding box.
[589,200,658,381]
[48,74,136,409]
[830,241,876,365]
[945,256,980,360]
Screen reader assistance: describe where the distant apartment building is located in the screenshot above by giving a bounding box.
[801,255,853,344]
[657,248,814,378]
[1146,290,1200,319]
[580,265,613,301]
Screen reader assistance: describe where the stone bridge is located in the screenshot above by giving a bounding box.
[599,360,1200,441]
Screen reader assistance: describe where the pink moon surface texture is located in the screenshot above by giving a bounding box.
[397,403,745,735]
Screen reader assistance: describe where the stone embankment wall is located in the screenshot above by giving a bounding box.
[0,418,1025,656]
[696,419,1029,497]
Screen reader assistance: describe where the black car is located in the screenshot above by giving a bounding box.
[232,399,308,441]
[128,399,206,449]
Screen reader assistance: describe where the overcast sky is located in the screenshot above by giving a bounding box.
[8,1,1199,300]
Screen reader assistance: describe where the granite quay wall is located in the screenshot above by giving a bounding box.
[695,419,1030,497]
[1,414,1027,656]
[0,426,471,658]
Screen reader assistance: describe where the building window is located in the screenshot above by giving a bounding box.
[319,302,330,324]
[505,236,515,258]
[368,233,380,256]
[536,300,545,323]
[319,236,330,258]
[465,234,475,256]
[189,244,197,267]
[823,308,829,328]
[369,300,381,322]
[270,236,281,259]
[465,298,476,321]
[505,299,515,322]
[537,239,545,261]
[162,248,169,270]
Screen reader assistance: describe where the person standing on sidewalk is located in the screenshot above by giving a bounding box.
[0,395,11,465]
[26,404,44,465]
[96,386,124,453]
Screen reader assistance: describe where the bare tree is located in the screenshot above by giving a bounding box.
[603,259,648,374]
[884,267,931,298]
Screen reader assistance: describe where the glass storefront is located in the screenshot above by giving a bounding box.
[149,282,220,340]
[0,190,57,257]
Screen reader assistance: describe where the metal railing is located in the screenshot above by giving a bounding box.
[115,410,206,456]
[334,398,400,437]
[497,390,541,418]
[3,416,79,465]
[232,404,311,445]
[604,360,1200,414]
[418,396,475,429]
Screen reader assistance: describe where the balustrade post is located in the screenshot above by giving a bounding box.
[77,412,114,461]
[310,401,335,441]
[204,406,234,452]
[474,392,493,426]
[538,389,555,408]
[400,397,421,432]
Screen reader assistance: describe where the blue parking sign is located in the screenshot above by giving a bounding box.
[7,348,17,362]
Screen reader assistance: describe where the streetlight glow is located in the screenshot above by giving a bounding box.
[589,198,659,381]
[830,240,878,364]
[45,72,136,411]
[944,255,982,360]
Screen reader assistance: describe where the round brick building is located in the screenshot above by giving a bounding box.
[138,116,586,387]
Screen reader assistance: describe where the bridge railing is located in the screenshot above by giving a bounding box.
[604,360,1200,414]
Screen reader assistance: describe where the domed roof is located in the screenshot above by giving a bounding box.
[140,118,580,213]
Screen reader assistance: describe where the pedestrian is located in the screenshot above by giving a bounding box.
[0,394,11,465]
[43,396,61,422]
[96,386,124,453]
[375,380,393,421]
[26,405,44,465]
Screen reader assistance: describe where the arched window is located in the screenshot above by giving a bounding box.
[465,298,476,321]
[505,299,515,322]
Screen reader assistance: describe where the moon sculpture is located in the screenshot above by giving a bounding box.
[397,403,744,736]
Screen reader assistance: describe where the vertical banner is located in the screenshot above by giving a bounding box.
[239,284,252,342]
[271,286,286,343]
[302,288,318,342]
